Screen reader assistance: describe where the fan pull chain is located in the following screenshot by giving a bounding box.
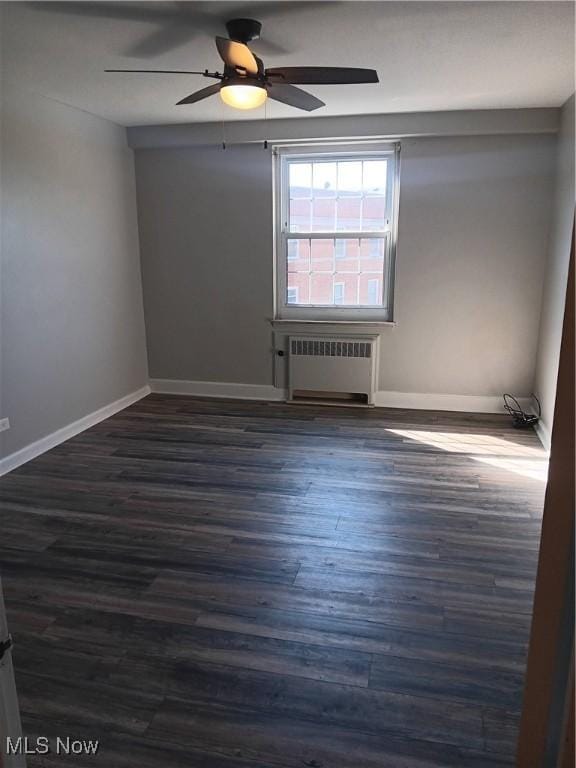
[263,97,268,150]
[221,99,226,150]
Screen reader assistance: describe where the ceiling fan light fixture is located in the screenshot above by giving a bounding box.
[220,82,267,110]
[107,18,379,114]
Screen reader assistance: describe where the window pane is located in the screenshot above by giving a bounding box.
[311,198,336,231]
[337,161,362,197]
[289,163,312,198]
[368,278,380,305]
[289,198,311,232]
[309,274,360,306]
[360,238,385,273]
[287,286,299,304]
[310,273,337,304]
[287,157,390,233]
[362,196,387,231]
[286,238,310,271]
[335,238,360,262]
[310,239,333,272]
[363,160,387,195]
[312,162,337,198]
[336,198,361,231]
[361,274,383,305]
[286,238,384,306]
[286,272,310,305]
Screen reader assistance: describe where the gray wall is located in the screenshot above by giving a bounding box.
[533,95,575,446]
[0,86,149,457]
[136,144,274,385]
[135,132,555,397]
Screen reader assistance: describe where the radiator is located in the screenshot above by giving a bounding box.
[288,336,379,405]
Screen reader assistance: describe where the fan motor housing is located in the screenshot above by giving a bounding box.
[226,18,262,43]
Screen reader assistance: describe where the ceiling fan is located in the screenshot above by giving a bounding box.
[106,18,379,112]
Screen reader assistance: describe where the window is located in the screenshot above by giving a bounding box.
[367,278,380,306]
[287,286,299,304]
[274,142,399,321]
[368,239,382,259]
[287,240,299,261]
[335,239,347,260]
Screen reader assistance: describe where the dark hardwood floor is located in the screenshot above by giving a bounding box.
[0,394,547,767]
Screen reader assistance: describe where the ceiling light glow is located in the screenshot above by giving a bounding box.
[220,84,268,110]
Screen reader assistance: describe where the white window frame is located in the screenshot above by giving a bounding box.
[273,142,400,322]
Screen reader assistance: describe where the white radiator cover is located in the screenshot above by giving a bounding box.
[288,335,380,404]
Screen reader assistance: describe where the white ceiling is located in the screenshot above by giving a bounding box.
[2,1,574,127]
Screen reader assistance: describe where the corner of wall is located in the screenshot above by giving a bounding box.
[531,93,575,444]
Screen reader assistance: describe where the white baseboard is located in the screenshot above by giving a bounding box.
[373,391,529,414]
[0,385,151,477]
[151,379,529,415]
[150,378,286,401]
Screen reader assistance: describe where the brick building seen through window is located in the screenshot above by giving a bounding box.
[286,192,386,305]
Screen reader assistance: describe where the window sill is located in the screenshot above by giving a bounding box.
[270,318,396,330]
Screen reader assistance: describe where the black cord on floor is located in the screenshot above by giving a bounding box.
[503,392,541,428]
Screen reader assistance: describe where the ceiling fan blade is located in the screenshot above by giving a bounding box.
[251,38,288,56]
[266,67,379,85]
[106,69,209,75]
[176,83,222,106]
[266,83,324,112]
[215,36,258,75]
[126,24,198,59]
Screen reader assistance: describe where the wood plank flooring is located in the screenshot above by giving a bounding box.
[0,395,547,767]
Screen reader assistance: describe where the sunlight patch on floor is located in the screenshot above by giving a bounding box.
[473,455,548,482]
[387,429,549,482]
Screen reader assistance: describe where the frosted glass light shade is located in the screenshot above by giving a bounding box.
[220,84,267,110]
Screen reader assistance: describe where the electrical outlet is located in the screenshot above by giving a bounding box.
[0,418,10,432]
